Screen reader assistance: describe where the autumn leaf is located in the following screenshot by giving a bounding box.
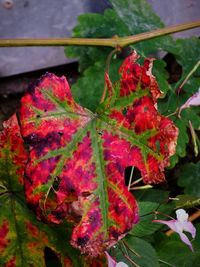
[19,51,178,256]
[0,115,87,266]
[0,114,27,188]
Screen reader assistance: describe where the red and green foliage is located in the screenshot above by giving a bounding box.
[18,51,177,257]
[0,0,200,266]
[0,49,178,265]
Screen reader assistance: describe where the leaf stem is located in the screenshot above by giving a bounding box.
[130,185,153,190]
[130,177,143,187]
[176,60,200,95]
[158,259,176,267]
[128,167,135,191]
[188,120,199,157]
[122,240,141,257]
[100,47,119,103]
[0,21,200,47]
[124,254,141,267]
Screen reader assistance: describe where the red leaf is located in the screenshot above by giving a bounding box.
[0,114,28,186]
[5,257,16,267]
[0,220,10,254]
[19,51,178,256]
[0,114,81,266]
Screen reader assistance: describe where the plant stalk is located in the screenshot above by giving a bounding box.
[0,21,200,48]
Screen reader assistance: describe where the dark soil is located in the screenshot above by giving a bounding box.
[0,62,79,129]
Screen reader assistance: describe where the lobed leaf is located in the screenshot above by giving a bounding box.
[65,1,200,167]
[0,115,92,266]
[110,235,159,267]
[19,51,178,256]
[65,9,129,72]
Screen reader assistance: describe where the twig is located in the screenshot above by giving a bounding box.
[130,185,153,190]
[176,60,200,95]
[128,167,135,191]
[188,120,199,157]
[0,21,200,48]
[124,254,141,267]
[158,259,176,267]
[122,241,141,257]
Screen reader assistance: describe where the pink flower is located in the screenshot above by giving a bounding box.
[105,251,129,267]
[178,88,200,117]
[154,209,196,251]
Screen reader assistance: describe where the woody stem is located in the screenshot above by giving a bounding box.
[0,21,200,47]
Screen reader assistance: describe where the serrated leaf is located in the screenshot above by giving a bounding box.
[168,37,200,76]
[153,60,171,96]
[129,201,174,237]
[178,162,200,197]
[159,38,200,166]
[0,115,97,267]
[110,0,173,55]
[159,91,200,168]
[155,227,200,267]
[169,119,189,168]
[65,9,129,72]
[111,235,159,267]
[19,52,178,256]
[71,59,122,111]
[65,0,174,70]
[65,0,176,110]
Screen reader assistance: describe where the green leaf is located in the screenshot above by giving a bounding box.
[130,201,174,237]
[168,37,200,76]
[110,0,163,32]
[169,119,189,168]
[71,59,122,111]
[159,91,200,168]
[65,1,200,168]
[66,0,174,70]
[159,38,200,166]
[155,232,200,267]
[110,0,173,55]
[65,9,129,72]
[111,235,159,267]
[134,188,170,203]
[178,162,200,197]
[65,0,177,110]
[0,115,82,267]
[153,59,171,96]
[18,54,178,256]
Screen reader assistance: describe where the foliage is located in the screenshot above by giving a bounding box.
[0,0,200,266]
[0,115,86,266]
[178,162,200,197]
[65,0,200,167]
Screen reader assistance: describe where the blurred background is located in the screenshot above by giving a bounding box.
[0,0,200,77]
